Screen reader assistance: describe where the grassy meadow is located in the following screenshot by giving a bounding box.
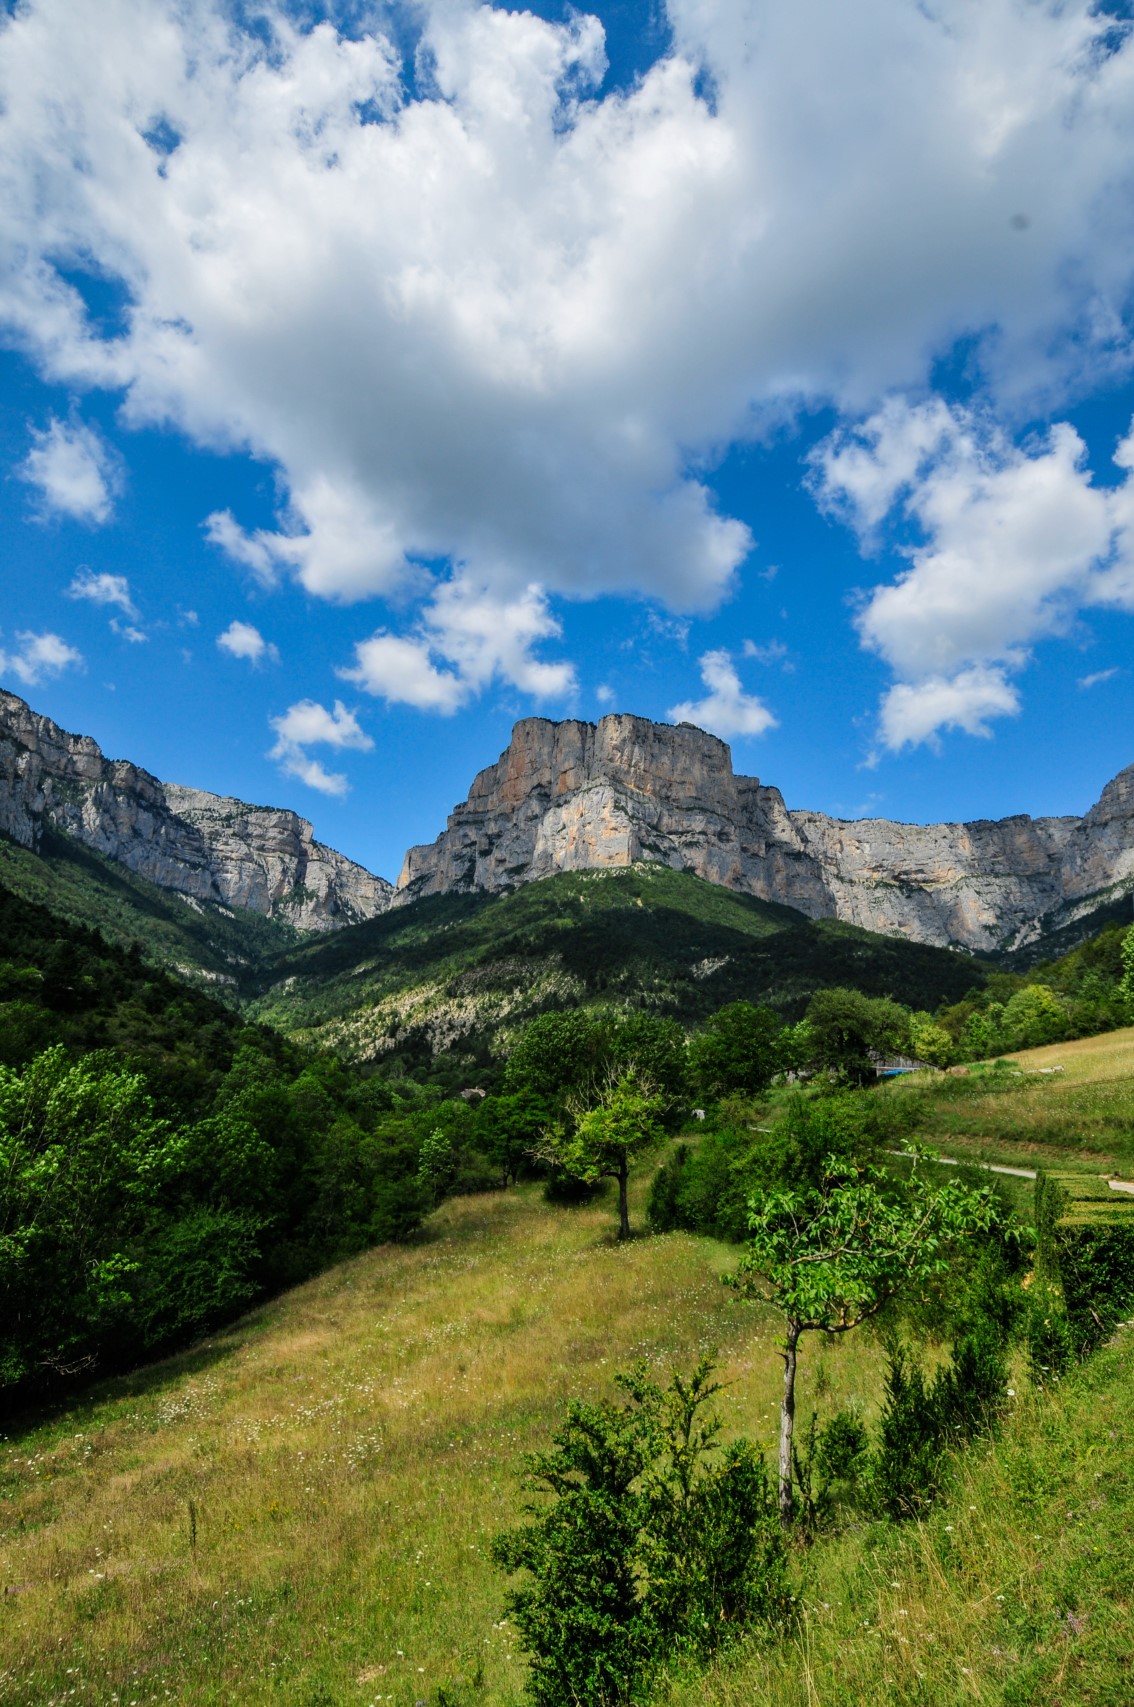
[0,1174,890,1707]
[879,1025,1134,1176]
[3,1031,1133,1707]
[661,1331,1134,1707]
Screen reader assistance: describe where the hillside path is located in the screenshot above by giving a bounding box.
[889,1151,1134,1193]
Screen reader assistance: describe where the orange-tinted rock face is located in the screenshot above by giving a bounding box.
[396,713,1134,953]
[0,689,391,931]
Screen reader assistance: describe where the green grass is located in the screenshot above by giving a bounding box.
[249,864,987,1065]
[876,1028,1134,1175]
[660,1333,1134,1707]
[3,1143,1132,1707]
[0,828,299,988]
[0,1172,888,1707]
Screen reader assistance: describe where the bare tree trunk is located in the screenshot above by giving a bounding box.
[617,1156,631,1240]
[778,1324,800,1529]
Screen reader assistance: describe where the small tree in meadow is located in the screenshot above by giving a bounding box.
[539,1070,667,1239]
[731,1155,997,1527]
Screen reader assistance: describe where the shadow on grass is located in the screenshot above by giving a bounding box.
[1,1332,244,1441]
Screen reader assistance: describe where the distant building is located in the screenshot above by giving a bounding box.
[869,1051,935,1078]
[459,1087,487,1101]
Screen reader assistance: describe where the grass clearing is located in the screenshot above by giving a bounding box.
[0,1175,889,1707]
[5,1033,1134,1706]
[878,1026,1134,1176]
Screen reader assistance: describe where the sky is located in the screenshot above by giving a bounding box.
[2,0,1134,885]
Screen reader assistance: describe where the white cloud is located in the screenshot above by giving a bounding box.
[0,629,83,687]
[267,696,372,796]
[217,620,280,666]
[668,648,777,740]
[743,639,789,667]
[2,0,1133,701]
[66,568,138,618]
[596,683,616,706]
[340,634,465,715]
[110,619,147,644]
[339,579,575,713]
[203,512,278,586]
[877,667,1021,753]
[20,417,121,524]
[813,401,1134,748]
[1079,667,1121,690]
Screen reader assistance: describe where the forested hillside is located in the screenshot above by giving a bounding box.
[0,880,427,1407]
[0,827,297,989]
[249,864,990,1077]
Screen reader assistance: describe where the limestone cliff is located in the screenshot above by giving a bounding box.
[395,714,1133,954]
[0,689,392,931]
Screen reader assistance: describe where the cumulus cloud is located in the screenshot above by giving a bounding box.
[20,417,121,524]
[877,667,1021,753]
[217,620,280,666]
[0,629,83,687]
[3,0,1134,710]
[267,697,372,796]
[668,648,777,740]
[813,401,1134,748]
[66,568,138,618]
[339,580,574,713]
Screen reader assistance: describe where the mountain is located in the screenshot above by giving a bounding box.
[0,688,392,933]
[0,823,301,988]
[396,714,1134,955]
[5,690,1131,968]
[251,863,987,1073]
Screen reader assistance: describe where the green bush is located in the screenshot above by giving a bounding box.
[492,1360,788,1707]
[1035,1170,1134,1356]
[870,1330,1007,1519]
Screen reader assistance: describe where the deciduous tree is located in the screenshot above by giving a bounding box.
[731,1154,997,1526]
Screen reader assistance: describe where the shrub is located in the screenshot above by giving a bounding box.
[869,1331,1008,1519]
[492,1360,788,1707]
[1035,1170,1134,1356]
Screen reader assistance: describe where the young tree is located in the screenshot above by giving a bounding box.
[539,1071,666,1239]
[731,1155,997,1527]
[491,1359,787,1707]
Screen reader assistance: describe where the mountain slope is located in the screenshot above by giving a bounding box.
[251,863,988,1070]
[0,825,299,988]
[0,688,392,931]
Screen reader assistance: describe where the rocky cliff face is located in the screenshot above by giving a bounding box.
[0,690,392,931]
[396,714,1134,953]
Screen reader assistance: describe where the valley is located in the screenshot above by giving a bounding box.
[2,1031,1132,1706]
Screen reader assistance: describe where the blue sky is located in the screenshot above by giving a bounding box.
[2,0,1134,883]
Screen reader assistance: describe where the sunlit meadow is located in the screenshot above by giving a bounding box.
[0,1170,890,1707]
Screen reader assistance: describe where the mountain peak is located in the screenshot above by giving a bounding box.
[397,712,1134,955]
[0,688,391,931]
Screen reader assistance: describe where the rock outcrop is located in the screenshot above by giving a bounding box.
[396,714,1134,954]
[0,689,392,931]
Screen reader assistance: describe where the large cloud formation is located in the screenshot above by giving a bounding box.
[2,0,1134,725]
[813,401,1134,749]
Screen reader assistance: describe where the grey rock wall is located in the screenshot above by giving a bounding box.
[0,689,392,931]
[395,713,1133,953]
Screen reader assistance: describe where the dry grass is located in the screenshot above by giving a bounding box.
[880,1026,1134,1176]
[0,1176,888,1707]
